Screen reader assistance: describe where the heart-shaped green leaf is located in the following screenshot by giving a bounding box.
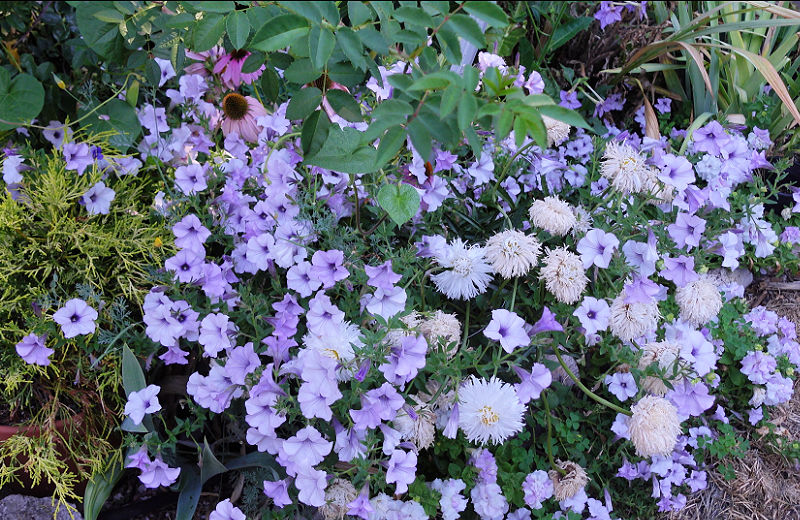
[377,183,420,226]
[0,69,44,130]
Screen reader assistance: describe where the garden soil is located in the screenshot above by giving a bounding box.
[666,279,800,520]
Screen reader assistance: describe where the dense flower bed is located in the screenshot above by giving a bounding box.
[6,24,800,520]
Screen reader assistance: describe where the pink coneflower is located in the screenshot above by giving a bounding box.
[213,49,265,89]
[220,93,266,142]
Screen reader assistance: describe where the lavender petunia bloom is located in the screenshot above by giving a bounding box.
[365,260,402,290]
[295,468,328,507]
[514,363,552,403]
[277,425,332,476]
[263,478,293,508]
[15,333,53,366]
[209,499,245,520]
[668,380,714,418]
[623,275,661,304]
[124,384,162,425]
[82,181,115,215]
[657,153,695,191]
[125,445,151,471]
[668,213,706,250]
[53,298,98,338]
[63,142,94,174]
[559,90,581,109]
[172,214,211,252]
[287,261,322,297]
[622,232,659,277]
[523,470,554,509]
[225,342,260,385]
[138,456,180,488]
[595,1,624,29]
[363,286,407,320]
[386,449,417,494]
[484,309,530,353]
[659,255,699,287]
[679,330,717,376]
[604,372,637,401]
[692,121,729,156]
[3,155,24,184]
[573,297,610,335]
[347,493,374,519]
[740,350,776,384]
[379,334,427,386]
[577,229,619,269]
[531,306,564,334]
[164,248,205,283]
[310,249,349,289]
[198,313,233,357]
[350,382,405,430]
[174,163,208,194]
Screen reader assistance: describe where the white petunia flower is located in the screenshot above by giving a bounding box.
[431,239,493,300]
[458,376,525,445]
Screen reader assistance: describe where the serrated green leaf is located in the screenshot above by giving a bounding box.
[301,110,331,157]
[394,6,435,27]
[328,61,365,87]
[337,27,367,71]
[241,51,265,74]
[125,79,139,107]
[377,183,420,226]
[261,67,281,102]
[348,1,373,25]
[464,2,508,28]
[326,89,363,122]
[75,2,126,61]
[308,25,335,70]
[304,126,377,173]
[226,10,250,49]
[284,58,322,84]
[357,27,388,54]
[445,13,485,49]
[440,84,461,117]
[457,93,477,131]
[250,14,310,53]
[496,106,514,141]
[435,25,462,64]
[185,1,234,13]
[376,126,406,168]
[192,13,226,52]
[286,87,322,120]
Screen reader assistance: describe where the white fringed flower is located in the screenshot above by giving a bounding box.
[539,247,588,304]
[608,293,660,342]
[675,277,722,326]
[600,141,654,194]
[549,460,588,501]
[528,196,577,236]
[458,376,525,445]
[638,341,683,396]
[542,115,571,147]
[320,479,357,520]
[431,239,493,300]
[485,229,541,279]
[628,396,681,457]
[419,310,461,358]
[303,321,362,364]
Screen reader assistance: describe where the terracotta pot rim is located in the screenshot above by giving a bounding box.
[0,412,85,438]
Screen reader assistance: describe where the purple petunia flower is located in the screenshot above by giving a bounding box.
[63,142,94,174]
[174,163,208,194]
[668,213,706,250]
[209,499,245,520]
[15,333,53,366]
[225,342,260,385]
[668,380,714,418]
[286,261,322,297]
[124,384,162,425]
[263,478,292,508]
[53,298,98,338]
[531,306,564,334]
[138,456,180,489]
[363,286,407,320]
[659,255,699,287]
[656,153,695,191]
[692,121,730,156]
[484,309,530,354]
[740,350,776,384]
[347,493,374,519]
[277,425,332,477]
[514,363,552,403]
[559,90,581,109]
[310,249,349,289]
[164,248,205,283]
[595,1,624,29]
[604,372,637,401]
[295,468,328,507]
[198,313,234,357]
[365,260,402,290]
[172,214,211,252]
[386,449,417,494]
[379,334,427,387]
[574,297,610,335]
[577,229,619,269]
[654,98,672,114]
[350,382,405,430]
[523,470,554,509]
[82,181,115,215]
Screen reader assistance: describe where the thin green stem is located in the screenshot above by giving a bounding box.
[461,300,471,350]
[509,278,518,312]
[542,392,565,475]
[553,347,632,416]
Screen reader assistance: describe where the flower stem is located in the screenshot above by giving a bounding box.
[461,300,471,350]
[553,347,632,416]
[542,392,566,475]
[509,278,518,312]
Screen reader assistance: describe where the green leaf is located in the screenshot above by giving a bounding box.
[185,1,234,13]
[286,87,322,120]
[328,62,365,88]
[463,2,509,28]
[175,467,202,520]
[496,106,514,141]
[409,71,458,91]
[348,1,373,25]
[393,6,435,27]
[336,27,367,71]
[164,12,196,29]
[457,93,477,131]
[315,1,341,23]
[308,25,335,70]
[301,110,331,157]
[284,58,322,84]
[125,79,139,107]
[377,183,421,226]
[445,13,485,49]
[548,16,593,53]
[436,25,462,64]
[192,13,226,53]
[0,70,44,130]
[440,84,461,117]
[226,10,250,49]
[261,67,281,102]
[78,98,142,150]
[357,27,389,54]
[121,345,145,396]
[92,8,125,24]
[407,118,432,161]
[241,51,265,74]
[537,105,591,130]
[420,1,449,15]
[120,417,147,432]
[376,126,406,168]
[250,14,310,53]
[304,126,377,173]
[200,439,228,482]
[83,456,124,520]
[75,2,126,61]
[326,89,363,122]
